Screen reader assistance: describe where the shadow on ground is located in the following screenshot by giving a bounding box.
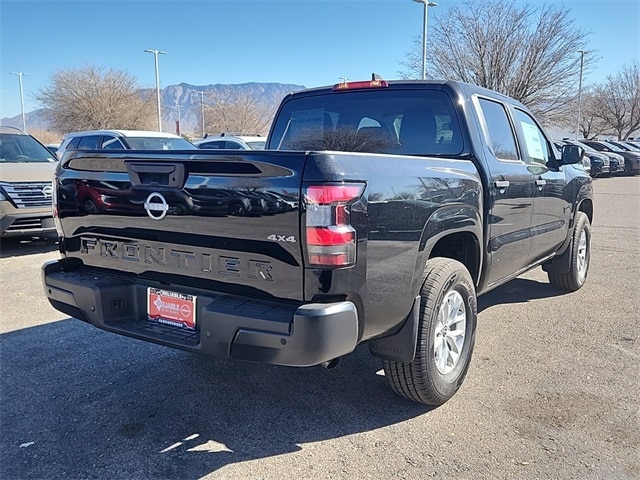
[478,277,567,312]
[0,235,58,258]
[0,319,429,479]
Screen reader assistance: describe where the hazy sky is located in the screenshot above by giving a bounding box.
[1,0,638,119]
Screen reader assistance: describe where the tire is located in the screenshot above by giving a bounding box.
[83,199,98,214]
[548,211,591,291]
[383,257,477,406]
[228,203,246,216]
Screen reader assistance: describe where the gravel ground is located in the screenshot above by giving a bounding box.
[0,175,638,480]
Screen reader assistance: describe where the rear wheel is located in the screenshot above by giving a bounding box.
[383,258,477,406]
[548,212,591,291]
[228,203,246,216]
[83,199,98,214]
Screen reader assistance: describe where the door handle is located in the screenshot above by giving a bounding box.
[536,179,546,189]
[494,180,510,189]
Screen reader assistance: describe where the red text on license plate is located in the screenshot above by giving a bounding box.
[147,288,196,330]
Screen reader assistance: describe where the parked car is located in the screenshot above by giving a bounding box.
[605,141,640,175]
[187,188,267,216]
[0,126,58,238]
[56,129,197,159]
[193,134,266,150]
[580,140,639,176]
[560,140,610,177]
[555,141,591,175]
[45,143,61,159]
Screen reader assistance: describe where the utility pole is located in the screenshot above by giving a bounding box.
[10,72,28,131]
[576,50,587,140]
[412,0,438,80]
[200,91,205,138]
[144,49,167,132]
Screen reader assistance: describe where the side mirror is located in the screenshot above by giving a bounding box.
[561,144,584,165]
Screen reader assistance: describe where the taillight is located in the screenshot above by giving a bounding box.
[333,79,389,91]
[304,183,365,267]
[51,175,63,235]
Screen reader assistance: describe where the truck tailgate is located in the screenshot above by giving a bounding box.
[56,150,305,301]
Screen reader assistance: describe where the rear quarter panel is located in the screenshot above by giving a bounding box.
[302,151,482,340]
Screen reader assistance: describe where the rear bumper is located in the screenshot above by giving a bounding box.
[42,260,359,367]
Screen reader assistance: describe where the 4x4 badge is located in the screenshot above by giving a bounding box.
[144,192,169,220]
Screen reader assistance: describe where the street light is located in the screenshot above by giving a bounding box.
[200,91,205,138]
[10,72,28,131]
[576,50,587,140]
[412,0,438,80]
[144,49,167,132]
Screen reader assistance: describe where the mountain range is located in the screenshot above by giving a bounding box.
[0,82,306,137]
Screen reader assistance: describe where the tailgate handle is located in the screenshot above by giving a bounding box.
[127,163,186,189]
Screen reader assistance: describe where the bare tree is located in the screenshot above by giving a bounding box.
[36,65,156,133]
[589,62,640,140]
[574,93,609,139]
[203,87,277,136]
[401,0,593,123]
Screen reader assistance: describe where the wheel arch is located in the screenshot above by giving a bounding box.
[416,204,483,288]
[578,197,593,225]
[369,206,482,364]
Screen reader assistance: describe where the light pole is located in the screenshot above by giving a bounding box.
[144,49,167,132]
[11,72,28,131]
[413,0,438,80]
[200,91,205,138]
[576,50,587,140]
[174,102,182,136]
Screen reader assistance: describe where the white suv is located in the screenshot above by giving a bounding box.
[193,134,266,150]
[56,129,197,159]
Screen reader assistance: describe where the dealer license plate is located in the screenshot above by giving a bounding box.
[147,287,196,330]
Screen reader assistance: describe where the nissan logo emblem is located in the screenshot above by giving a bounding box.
[144,192,169,220]
[42,185,53,198]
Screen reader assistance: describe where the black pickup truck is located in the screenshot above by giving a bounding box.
[43,79,593,405]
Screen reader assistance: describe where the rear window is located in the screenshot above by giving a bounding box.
[246,141,266,149]
[125,137,196,150]
[0,133,57,163]
[268,89,463,156]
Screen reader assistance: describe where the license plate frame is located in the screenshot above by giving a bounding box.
[147,287,196,330]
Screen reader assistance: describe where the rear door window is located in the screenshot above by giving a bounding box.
[199,141,224,149]
[476,98,519,161]
[224,141,243,149]
[102,136,125,150]
[66,136,81,150]
[77,135,102,150]
[514,109,551,166]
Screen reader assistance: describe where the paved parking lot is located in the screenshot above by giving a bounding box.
[1,175,638,480]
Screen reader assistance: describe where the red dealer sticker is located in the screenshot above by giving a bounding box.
[147,287,196,330]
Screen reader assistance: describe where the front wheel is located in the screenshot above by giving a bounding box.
[547,211,591,291]
[383,258,477,406]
